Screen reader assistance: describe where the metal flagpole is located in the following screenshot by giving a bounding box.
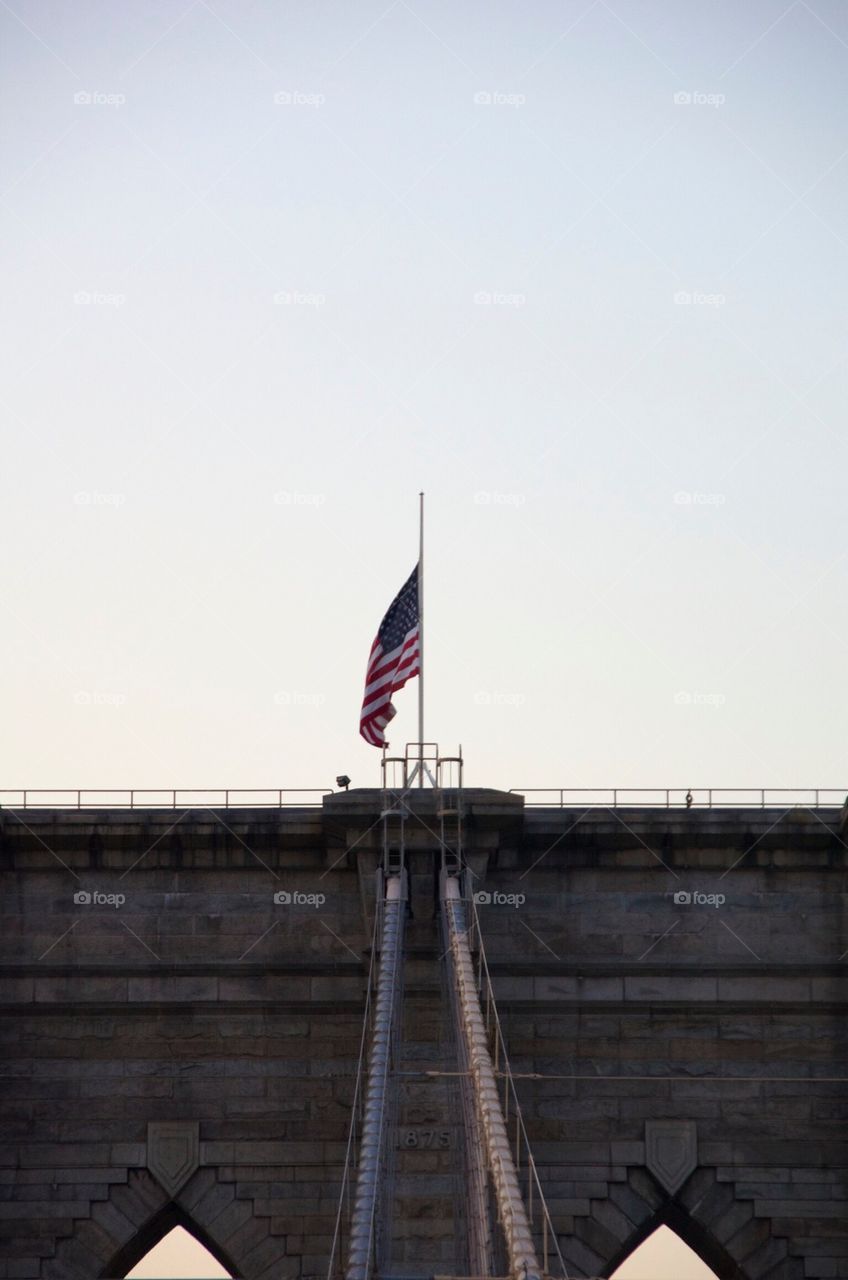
[418,492,424,787]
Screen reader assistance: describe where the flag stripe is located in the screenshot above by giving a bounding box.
[363,636,420,697]
[361,649,419,711]
[359,565,420,748]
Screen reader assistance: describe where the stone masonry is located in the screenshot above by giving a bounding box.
[0,791,845,1279]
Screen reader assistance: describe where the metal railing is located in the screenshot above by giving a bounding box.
[512,788,846,809]
[2,786,844,811]
[0,788,332,809]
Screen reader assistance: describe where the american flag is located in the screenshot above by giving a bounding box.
[359,564,420,747]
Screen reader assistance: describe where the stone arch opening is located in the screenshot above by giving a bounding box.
[609,1224,719,1278]
[44,1165,284,1280]
[549,1164,799,1280]
[125,1225,232,1277]
[602,1198,753,1280]
[102,1204,239,1280]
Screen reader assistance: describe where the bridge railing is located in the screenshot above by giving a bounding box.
[0,788,333,809]
[511,788,846,809]
[1,787,844,810]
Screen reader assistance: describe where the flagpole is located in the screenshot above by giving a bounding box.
[418,491,424,788]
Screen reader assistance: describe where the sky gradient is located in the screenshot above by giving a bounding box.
[3,1,848,795]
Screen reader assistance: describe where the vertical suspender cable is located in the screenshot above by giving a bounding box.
[442,875,542,1280]
[346,874,405,1280]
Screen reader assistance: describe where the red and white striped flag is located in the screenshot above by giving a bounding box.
[359,565,420,747]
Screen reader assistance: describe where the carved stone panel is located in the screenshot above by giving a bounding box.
[147,1121,199,1196]
[645,1119,697,1196]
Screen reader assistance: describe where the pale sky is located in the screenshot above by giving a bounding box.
[2,0,847,795]
[126,1226,230,1278]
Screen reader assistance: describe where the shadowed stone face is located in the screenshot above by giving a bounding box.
[0,796,844,1279]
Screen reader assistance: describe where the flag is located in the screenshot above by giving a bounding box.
[360,565,420,747]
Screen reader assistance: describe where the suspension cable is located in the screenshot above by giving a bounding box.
[466,888,571,1280]
[442,874,542,1280]
[346,873,406,1280]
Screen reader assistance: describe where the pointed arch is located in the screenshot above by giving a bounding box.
[553,1165,800,1280]
[125,1226,230,1276]
[605,1210,743,1280]
[610,1224,718,1278]
[44,1167,280,1280]
[104,1205,238,1279]
[604,1208,737,1280]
